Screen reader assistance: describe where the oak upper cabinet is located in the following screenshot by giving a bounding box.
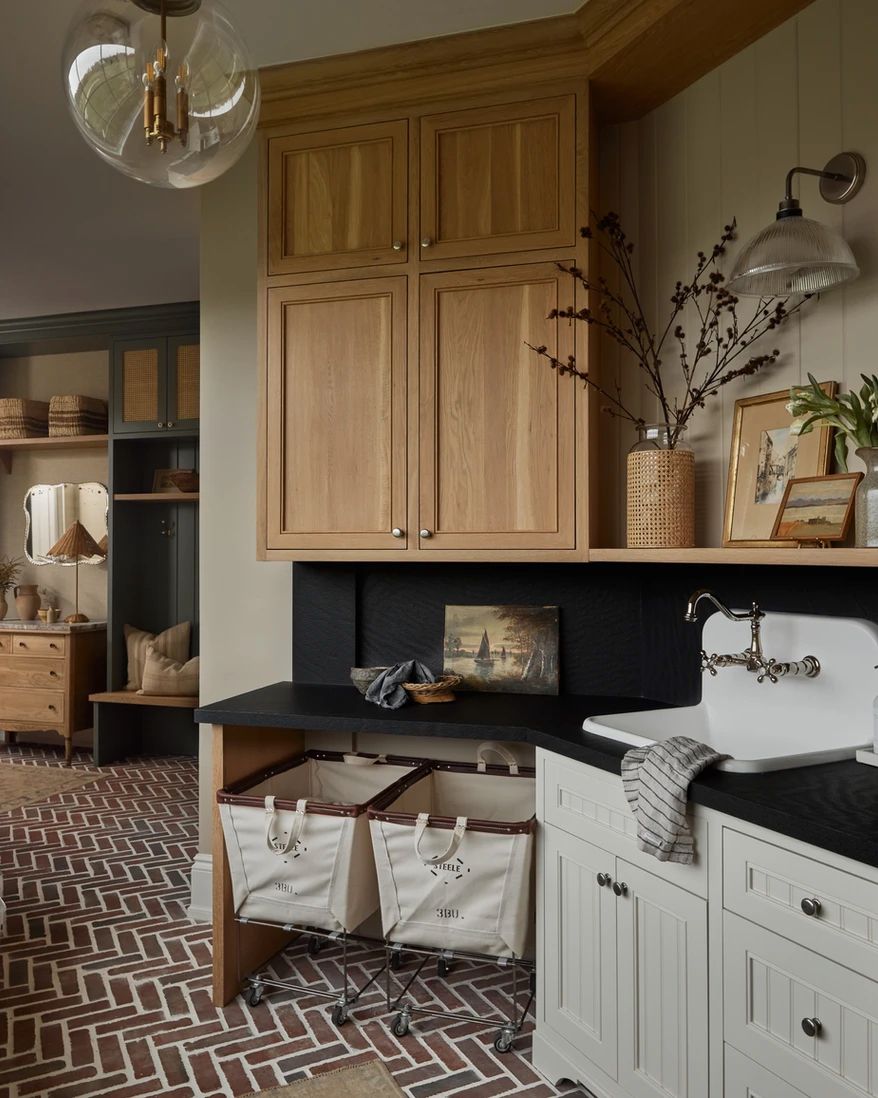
[418,263,577,551]
[267,120,408,275]
[264,277,408,552]
[419,96,576,262]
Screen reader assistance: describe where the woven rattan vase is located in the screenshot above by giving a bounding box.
[626,425,695,548]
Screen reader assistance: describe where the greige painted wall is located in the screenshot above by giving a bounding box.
[600,0,878,547]
[0,351,108,622]
[197,143,293,851]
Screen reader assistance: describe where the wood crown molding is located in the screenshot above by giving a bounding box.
[258,0,814,127]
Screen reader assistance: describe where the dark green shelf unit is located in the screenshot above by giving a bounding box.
[0,302,201,766]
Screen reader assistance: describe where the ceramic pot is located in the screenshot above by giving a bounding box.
[855,447,878,547]
[626,424,695,548]
[0,590,7,621]
[14,584,40,621]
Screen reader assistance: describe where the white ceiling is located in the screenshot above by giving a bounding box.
[0,0,576,323]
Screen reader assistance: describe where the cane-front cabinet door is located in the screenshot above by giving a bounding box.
[267,120,408,275]
[418,262,577,551]
[419,96,575,262]
[265,277,408,552]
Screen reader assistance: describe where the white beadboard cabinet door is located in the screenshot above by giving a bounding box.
[616,859,709,1098]
[725,1045,808,1098]
[542,824,618,1081]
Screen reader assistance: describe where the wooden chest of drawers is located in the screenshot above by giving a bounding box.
[0,625,106,764]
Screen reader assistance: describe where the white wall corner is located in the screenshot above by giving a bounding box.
[187,853,213,923]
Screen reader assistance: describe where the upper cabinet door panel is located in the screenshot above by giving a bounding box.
[419,263,577,551]
[265,278,407,551]
[420,96,576,262]
[267,121,408,275]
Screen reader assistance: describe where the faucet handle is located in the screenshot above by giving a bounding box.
[700,650,718,676]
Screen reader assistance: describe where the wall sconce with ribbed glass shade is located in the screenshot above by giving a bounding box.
[728,152,866,296]
[62,0,260,189]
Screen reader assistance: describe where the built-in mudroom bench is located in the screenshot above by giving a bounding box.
[198,681,878,1098]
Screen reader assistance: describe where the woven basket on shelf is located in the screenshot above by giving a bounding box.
[627,448,695,548]
[48,395,108,437]
[0,398,49,439]
[402,675,461,704]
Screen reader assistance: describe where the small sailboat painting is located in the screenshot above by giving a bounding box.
[443,604,559,695]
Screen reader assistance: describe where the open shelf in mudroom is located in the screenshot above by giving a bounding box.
[0,433,109,472]
[90,690,198,709]
[113,493,199,503]
[588,547,878,567]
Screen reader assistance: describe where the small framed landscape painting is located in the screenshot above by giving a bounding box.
[443,604,559,695]
[724,382,837,547]
[770,473,862,543]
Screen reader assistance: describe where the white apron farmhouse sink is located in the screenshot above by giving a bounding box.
[584,611,877,772]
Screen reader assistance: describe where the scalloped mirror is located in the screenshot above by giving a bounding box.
[24,483,108,565]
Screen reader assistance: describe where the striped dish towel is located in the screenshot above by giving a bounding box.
[621,737,728,864]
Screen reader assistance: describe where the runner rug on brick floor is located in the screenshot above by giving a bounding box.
[245,1058,404,1097]
[0,760,99,810]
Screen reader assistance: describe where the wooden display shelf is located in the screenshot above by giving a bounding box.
[113,493,199,502]
[0,434,109,473]
[589,547,878,567]
[90,690,198,709]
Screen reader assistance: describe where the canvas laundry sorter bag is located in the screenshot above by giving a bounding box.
[218,750,427,932]
[368,746,536,958]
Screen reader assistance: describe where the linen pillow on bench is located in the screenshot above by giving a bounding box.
[124,621,191,691]
[138,645,200,697]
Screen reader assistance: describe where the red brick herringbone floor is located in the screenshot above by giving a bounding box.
[0,747,587,1098]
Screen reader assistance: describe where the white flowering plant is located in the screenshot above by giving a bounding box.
[789,373,878,471]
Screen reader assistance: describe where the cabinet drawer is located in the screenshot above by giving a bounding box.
[0,657,64,690]
[0,636,9,654]
[540,751,707,896]
[725,911,878,1098]
[725,1045,808,1098]
[0,687,64,723]
[12,634,66,658]
[724,829,878,981]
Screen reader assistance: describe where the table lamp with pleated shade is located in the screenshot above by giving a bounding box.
[46,521,104,623]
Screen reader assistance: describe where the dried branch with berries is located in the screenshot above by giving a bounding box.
[528,213,811,449]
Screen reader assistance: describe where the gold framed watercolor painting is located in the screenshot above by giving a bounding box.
[770,473,861,544]
[723,383,837,547]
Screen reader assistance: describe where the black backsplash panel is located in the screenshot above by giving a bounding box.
[292,562,878,705]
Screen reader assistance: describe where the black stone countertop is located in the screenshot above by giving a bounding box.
[197,682,878,870]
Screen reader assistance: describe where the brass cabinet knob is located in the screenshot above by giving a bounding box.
[392,240,404,251]
[612,881,628,897]
[596,872,611,887]
[419,529,432,539]
[420,237,433,248]
[167,421,175,428]
[800,897,821,917]
[391,528,404,538]
[801,1017,822,1038]
[158,422,165,428]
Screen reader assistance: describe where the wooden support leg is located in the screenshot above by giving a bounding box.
[63,732,73,767]
[212,724,303,1007]
[5,731,17,748]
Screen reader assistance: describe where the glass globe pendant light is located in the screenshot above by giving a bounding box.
[62,0,260,189]
[727,152,865,296]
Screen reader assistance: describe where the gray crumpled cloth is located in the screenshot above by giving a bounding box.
[365,660,436,709]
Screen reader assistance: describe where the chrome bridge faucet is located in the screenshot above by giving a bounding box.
[684,589,820,684]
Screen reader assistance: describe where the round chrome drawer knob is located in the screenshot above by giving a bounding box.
[392,240,403,251]
[391,528,404,538]
[800,897,822,917]
[801,1017,822,1038]
[612,881,628,897]
[419,529,432,539]
[420,237,433,248]
[596,872,611,888]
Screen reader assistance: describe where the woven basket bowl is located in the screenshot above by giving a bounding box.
[402,675,461,704]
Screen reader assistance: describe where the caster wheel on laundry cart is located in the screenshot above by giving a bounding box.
[437,956,454,979]
[307,935,323,957]
[391,1013,410,1038]
[247,985,264,1008]
[331,1003,349,1027]
[493,1029,514,1054]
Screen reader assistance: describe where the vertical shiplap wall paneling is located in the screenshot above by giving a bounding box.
[598,0,878,546]
[841,0,878,478]
[683,70,722,545]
